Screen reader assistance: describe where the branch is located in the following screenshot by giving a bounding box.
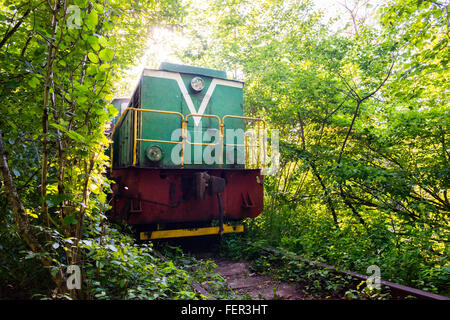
[0,9,31,50]
[337,57,396,163]
[0,0,46,50]
[360,57,395,103]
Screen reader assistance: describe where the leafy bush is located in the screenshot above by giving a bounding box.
[245,202,449,297]
[77,225,198,300]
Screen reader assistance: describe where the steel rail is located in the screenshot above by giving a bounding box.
[249,243,450,300]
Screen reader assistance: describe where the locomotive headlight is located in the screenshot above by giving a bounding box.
[146,146,163,162]
[190,76,204,92]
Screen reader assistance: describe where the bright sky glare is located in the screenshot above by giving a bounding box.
[116,0,383,96]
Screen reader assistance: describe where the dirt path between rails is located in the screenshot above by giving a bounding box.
[212,259,305,300]
[163,238,305,300]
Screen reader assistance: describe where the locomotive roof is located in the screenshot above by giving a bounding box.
[158,62,227,79]
[142,62,243,84]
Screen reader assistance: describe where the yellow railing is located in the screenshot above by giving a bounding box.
[110,108,266,169]
[135,109,185,166]
[185,114,222,146]
[222,115,266,169]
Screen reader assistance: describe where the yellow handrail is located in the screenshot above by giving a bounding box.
[221,115,266,168]
[110,108,266,170]
[131,108,185,166]
[185,114,222,146]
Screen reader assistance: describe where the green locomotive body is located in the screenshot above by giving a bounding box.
[112,62,248,169]
[109,63,265,240]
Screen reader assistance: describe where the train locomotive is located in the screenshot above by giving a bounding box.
[108,62,265,240]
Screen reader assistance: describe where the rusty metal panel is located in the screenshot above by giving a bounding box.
[109,168,264,225]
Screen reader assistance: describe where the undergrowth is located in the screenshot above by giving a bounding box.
[223,201,449,298]
[219,235,394,300]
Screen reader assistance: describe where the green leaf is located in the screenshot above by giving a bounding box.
[25,252,38,260]
[67,130,85,142]
[50,267,60,276]
[98,36,108,47]
[46,193,73,206]
[86,65,98,75]
[88,52,99,63]
[63,215,78,225]
[107,244,118,252]
[85,11,98,30]
[99,48,114,61]
[88,36,100,51]
[50,123,67,132]
[28,76,40,88]
[6,80,19,89]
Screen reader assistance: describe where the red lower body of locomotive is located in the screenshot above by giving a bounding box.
[109,168,264,237]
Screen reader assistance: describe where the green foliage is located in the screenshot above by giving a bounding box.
[219,236,393,299]
[78,224,200,300]
[250,204,448,295]
[1,0,448,300]
[158,244,237,299]
[0,0,187,299]
[0,221,53,298]
[177,0,449,297]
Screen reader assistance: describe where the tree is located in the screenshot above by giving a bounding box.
[0,0,183,298]
[175,0,449,292]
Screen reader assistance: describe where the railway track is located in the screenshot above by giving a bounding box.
[249,244,449,300]
[155,238,450,301]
